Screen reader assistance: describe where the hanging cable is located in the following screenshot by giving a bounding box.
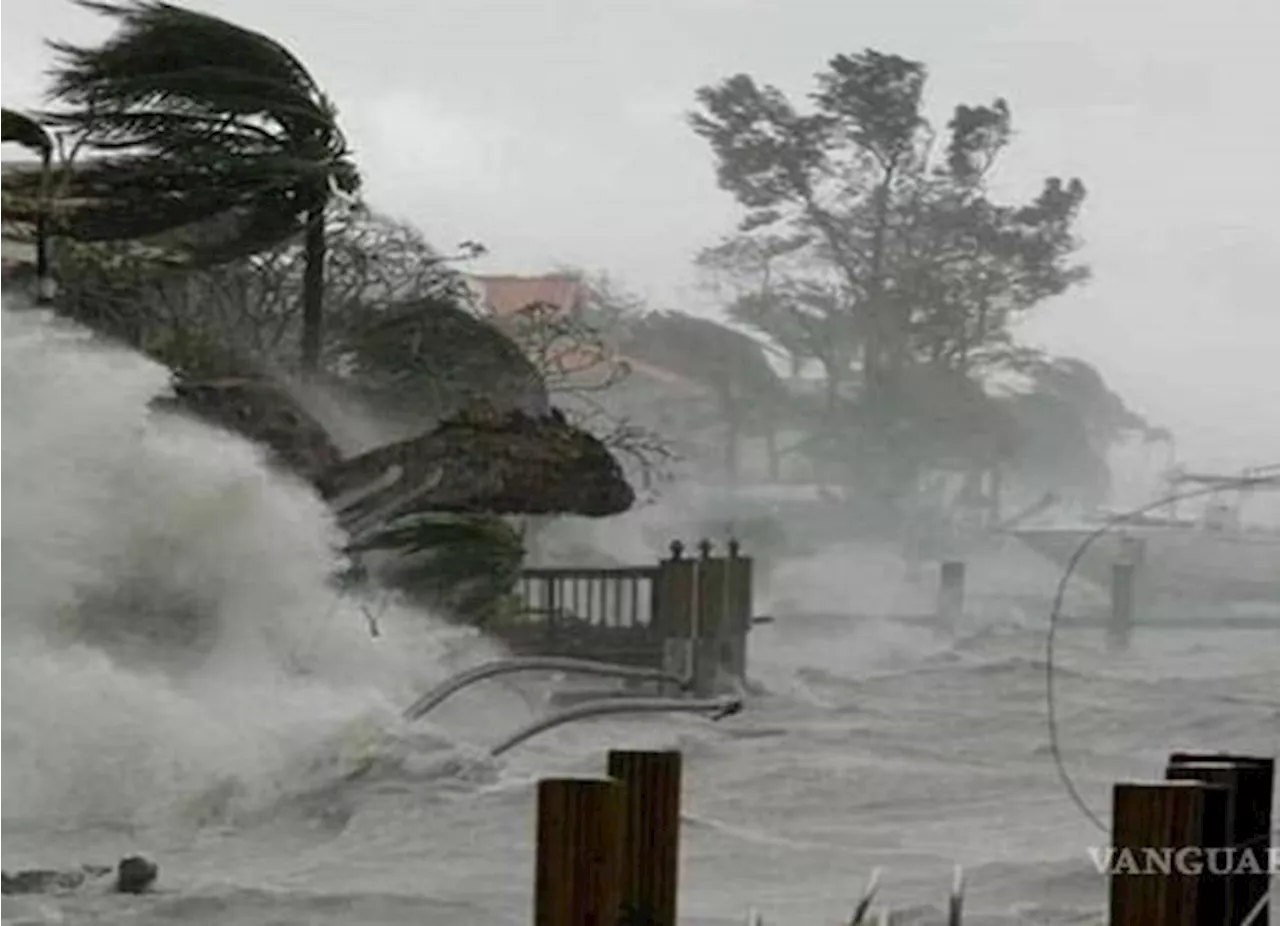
[1043,467,1280,831]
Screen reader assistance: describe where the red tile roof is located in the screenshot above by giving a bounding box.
[471,274,585,317]
[468,273,710,399]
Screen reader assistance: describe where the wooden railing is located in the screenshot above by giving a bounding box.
[516,566,660,631]
[496,539,757,688]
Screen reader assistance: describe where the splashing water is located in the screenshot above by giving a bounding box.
[8,303,1276,926]
[0,302,486,829]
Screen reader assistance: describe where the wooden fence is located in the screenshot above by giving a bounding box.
[528,747,1274,926]
[490,539,755,693]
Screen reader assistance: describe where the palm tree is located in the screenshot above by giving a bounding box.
[1,107,55,302]
[347,512,528,628]
[38,0,358,372]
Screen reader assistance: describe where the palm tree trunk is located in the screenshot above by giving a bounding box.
[35,148,52,305]
[300,202,327,374]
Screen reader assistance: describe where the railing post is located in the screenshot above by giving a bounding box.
[546,575,560,646]
[691,539,719,697]
[655,539,690,642]
[723,538,751,682]
[1166,753,1275,926]
[661,638,693,697]
[607,750,682,926]
[534,778,624,926]
[1109,780,1229,926]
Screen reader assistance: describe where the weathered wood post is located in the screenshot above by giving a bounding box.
[723,538,752,682]
[655,538,751,696]
[691,539,722,697]
[1166,753,1275,926]
[1109,562,1136,650]
[1109,780,1229,926]
[937,561,965,625]
[657,540,693,696]
[607,750,683,926]
[534,777,624,926]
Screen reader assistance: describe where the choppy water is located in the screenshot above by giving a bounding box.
[3,303,1277,925]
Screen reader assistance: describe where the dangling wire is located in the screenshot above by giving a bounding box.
[1044,468,1280,831]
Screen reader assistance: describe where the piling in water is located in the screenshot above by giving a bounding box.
[937,561,965,625]
[1110,780,1229,926]
[1108,561,1136,649]
[1166,754,1275,926]
[608,750,682,926]
[534,778,624,926]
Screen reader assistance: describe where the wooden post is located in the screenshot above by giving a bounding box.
[1167,754,1275,926]
[690,540,720,697]
[607,750,683,926]
[661,638,693,696]
[656,538,753,694]
[546,575,561,646]
[690,639,720,698]
[722,538,752,682]
[654,540,694,641]
[937,561,965,624]
[655,541,692,693]
[535,778,624,926]
[1110,780,1229,926]
[1109,562,1136,649]
[695,539,723,637]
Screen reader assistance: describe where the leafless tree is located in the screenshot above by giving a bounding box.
[497,294,678,494]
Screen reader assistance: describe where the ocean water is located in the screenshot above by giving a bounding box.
[2,302,1277,925]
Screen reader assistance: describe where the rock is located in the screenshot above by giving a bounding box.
[115,855,158,894]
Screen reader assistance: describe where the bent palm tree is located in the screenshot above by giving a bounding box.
[347,512,528,627]
[36,0,358,372]
[1,107,55,302]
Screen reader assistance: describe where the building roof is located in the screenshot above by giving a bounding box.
[467,272,709,399]
[470,273,585,318]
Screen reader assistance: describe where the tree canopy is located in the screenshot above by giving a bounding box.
[12,0,360,370]
[690,48,1095,496]
[30,1,356,254]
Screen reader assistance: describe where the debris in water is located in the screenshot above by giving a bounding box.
[115,856,158,894]
[1,856,158,895]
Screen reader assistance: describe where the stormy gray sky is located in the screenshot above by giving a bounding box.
[4,0,1278,476]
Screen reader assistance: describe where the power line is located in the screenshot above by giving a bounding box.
[1043,467,1280,832]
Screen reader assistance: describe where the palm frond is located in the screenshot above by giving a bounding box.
[352,512,527,625]
[49,1,323,114]
[40,106,289,151]
[39,0,358,260]
[1,108,53,154]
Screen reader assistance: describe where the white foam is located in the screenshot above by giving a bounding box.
[0,303,477,825]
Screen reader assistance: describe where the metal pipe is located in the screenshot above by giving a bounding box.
[402,656,690,722]
[489,696,742,758]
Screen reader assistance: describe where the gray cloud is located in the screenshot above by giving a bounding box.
[4,0,1277,470]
